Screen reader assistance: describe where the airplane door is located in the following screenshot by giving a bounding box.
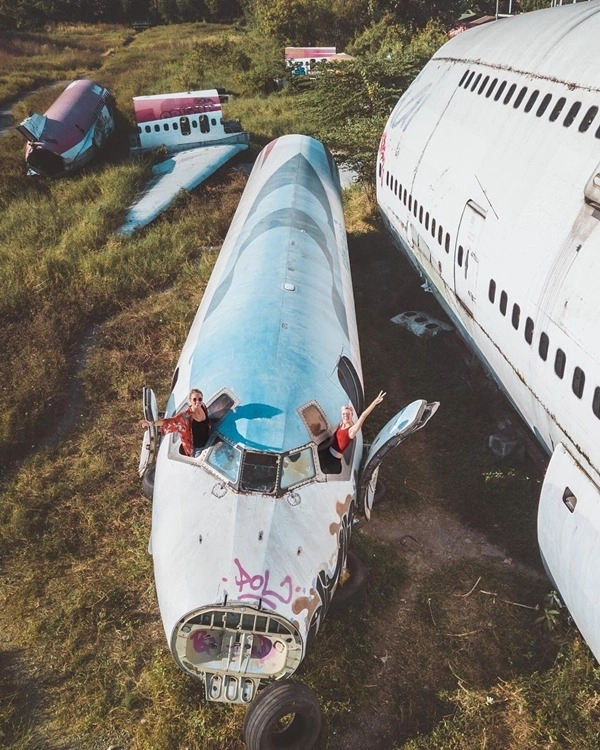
[358,400,439,518]
[538,443,600,662]
[139,387,159,477]
[454,200,485,315]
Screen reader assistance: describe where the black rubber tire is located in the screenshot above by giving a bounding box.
[329,550,368,612]
[141,465,155,500]
[373,480,386,504]
[243,680,322,750]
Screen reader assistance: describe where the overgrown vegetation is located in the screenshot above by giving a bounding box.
[1,8,598,750]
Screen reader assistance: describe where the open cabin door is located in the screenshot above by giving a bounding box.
[538,443,600,662]
[358,400,439,519]
[454,200,485,316]
[138,387,159,477]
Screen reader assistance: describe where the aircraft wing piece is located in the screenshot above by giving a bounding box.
[116,143,248,235]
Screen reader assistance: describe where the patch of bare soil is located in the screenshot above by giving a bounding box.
[323,228,552,749]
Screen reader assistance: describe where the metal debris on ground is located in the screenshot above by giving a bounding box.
[391,310,454,337]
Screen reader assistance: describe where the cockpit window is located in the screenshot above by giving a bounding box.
[204,437,317,495]
[207,391,235,423]
[240,452,279,493]
[207,440,242,483]
[299,402,329,442]
[281,447,316,490]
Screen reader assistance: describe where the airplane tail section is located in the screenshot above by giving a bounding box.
[538,443,600,661]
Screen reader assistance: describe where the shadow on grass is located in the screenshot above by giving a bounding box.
[0,648,42,750]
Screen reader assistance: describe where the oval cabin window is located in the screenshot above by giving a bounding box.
[499,291,507,316]
[572,366,585,398]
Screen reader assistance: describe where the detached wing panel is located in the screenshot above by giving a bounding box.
[117,144,248,235]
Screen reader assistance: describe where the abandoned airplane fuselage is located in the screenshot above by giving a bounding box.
[141,134,437,748]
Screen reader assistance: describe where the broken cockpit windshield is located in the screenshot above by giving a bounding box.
[205,439,316,494]
[206,440,242,483]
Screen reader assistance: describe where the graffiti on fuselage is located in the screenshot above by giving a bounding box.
[190,630,219,654]
[389,80,432,133]
[190,628,274,661]
[230,558,295,609]
[378,131,387,187]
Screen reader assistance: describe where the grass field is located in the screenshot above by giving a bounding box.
[0,22,599,750]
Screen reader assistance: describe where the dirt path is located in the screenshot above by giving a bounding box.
[0,81,68,135]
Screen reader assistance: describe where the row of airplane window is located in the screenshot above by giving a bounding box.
[488,279,600,419]
[381,163,600,421]
[138,115,217,135]
[458,68,600,138]
[383,169,452,252]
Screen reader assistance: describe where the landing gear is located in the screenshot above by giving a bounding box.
[330,550,368,611]
[373,479,386,504]
[141,464,155,500]
[243,679,322,750]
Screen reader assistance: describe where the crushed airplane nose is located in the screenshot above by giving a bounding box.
[16,79,114,178]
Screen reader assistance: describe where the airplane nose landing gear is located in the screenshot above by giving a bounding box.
[243,679,322,750]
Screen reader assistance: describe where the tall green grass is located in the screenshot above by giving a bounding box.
[0,25,133,103]
[1,21,599,750]
[401,638,600,749]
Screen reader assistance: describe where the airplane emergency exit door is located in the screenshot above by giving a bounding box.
[454,200,486,315]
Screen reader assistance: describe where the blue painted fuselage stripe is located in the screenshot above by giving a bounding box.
[179,136,358,452]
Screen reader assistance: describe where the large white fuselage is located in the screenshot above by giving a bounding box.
[150,135,362,703]
[377,2,600,660]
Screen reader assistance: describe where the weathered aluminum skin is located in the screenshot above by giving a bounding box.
[377,1,600,661]
[117,143,248,235]
[151,135,361,698]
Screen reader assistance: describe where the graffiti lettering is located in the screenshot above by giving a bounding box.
[233,558,293,609]
[190,630,219,655]
[389,81,432,132]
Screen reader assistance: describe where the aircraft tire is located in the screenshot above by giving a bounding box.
[329,550,368,612]
[243,679,322,750]
[141,465,155,500]
[373,480,386,504]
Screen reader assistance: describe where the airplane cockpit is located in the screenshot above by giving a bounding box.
[203,439,318,495]
[140,353,367,499]
[157,389,356,495]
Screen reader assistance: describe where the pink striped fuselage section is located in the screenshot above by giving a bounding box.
[134,94,221,124]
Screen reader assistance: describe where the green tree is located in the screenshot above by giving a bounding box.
[518,0,552,11]
[204,0,244,22]
[249,0,322,44]
[302,20,447,181]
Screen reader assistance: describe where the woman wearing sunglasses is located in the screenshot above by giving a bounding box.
[140,388,210,457]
